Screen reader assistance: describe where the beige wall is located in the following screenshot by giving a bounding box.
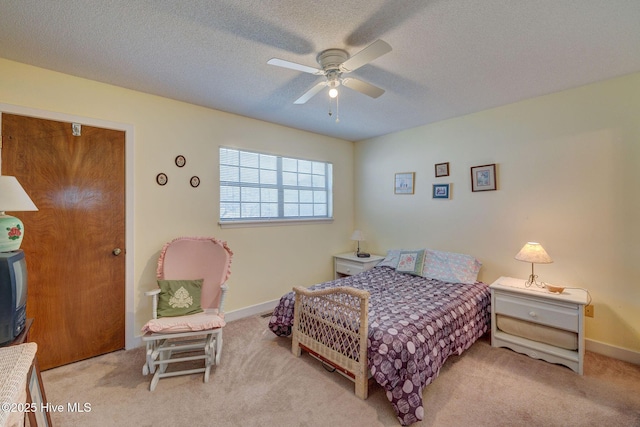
[355,72,640,355]
[3,57,638,359]
[0,58,355,338]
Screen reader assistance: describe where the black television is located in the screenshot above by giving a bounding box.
[0,249,27,346]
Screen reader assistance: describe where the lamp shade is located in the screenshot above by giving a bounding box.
[514,242,553,264]
[0,176,38,212]
[350,230,365,241]
[0,176,38,252]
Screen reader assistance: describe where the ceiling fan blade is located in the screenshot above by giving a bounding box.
[340,39,392,73]
[342,78,385,99]
[294,81,327,104]
[267,58,323,75]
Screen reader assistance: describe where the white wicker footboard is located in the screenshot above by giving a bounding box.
[292,286,370,399]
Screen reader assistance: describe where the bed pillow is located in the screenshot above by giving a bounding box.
[157,279,204,318]
[396,250,426,276]
[377,249,402,268]
[421,249,482,284]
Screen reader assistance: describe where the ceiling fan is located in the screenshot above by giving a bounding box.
[267,39,392,104]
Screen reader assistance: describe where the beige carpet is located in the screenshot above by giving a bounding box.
[41,315,640,427]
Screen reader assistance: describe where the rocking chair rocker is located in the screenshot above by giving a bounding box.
[141,237,233,391]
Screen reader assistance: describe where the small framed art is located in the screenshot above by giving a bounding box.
[432,183,450,199]
[470,164,497,192]
[435,162,449,177]
[395,172,415,194]
[175,155,186,167]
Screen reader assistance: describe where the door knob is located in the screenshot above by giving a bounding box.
[112,248,122,256]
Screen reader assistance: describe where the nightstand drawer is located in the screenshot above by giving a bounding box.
[494,293,579,332]
[335,260,365,276]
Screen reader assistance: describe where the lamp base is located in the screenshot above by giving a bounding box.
[524,273,544,289]
[0,214,24,252]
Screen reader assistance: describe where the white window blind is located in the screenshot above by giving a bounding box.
[219,147,333,223]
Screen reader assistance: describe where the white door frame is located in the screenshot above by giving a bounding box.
[0,102,136,350]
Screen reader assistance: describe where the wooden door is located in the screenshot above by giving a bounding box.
[1,113,125,370]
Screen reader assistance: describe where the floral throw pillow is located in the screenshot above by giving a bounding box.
[378,249,402,268]
[396,250,426,276]
[157,279,204,318]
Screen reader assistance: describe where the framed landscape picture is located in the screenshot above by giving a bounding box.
[395,172,415,194]
[470,164,497,192]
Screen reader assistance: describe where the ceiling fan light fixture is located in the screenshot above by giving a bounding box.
[328,79,340,98]
[268,40,392,104]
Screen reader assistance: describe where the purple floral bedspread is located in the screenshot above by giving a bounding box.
[268,266,491,425]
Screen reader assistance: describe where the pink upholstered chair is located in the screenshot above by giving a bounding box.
[141,237,233,391]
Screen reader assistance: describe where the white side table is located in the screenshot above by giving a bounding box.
[333,252,384,279]
[490,276,588,374]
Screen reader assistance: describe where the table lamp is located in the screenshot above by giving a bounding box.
[350,230,370,258]
[514,242,553,288]
[0,176,38,252]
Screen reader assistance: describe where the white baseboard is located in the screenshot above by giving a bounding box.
[129,335,143,349]
[225,299,279,322]
[129,299,280,349]
[586,338,640,365]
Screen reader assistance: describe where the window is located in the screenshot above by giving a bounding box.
[219,147,333,223]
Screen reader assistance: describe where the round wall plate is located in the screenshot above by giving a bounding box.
[156,173,168,186]
[190,176,200,188]
[175,155,186,167]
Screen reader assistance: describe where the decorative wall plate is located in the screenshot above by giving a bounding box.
[156,173,168,186]
[190,176,200,188]
[175,155,186,167]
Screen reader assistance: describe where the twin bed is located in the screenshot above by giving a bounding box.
[268,249,491,425]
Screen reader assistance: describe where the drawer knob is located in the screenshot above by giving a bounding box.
[529,311,537,318]
[346,268,351,272]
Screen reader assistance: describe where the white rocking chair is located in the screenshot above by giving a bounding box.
[141,237,233,391]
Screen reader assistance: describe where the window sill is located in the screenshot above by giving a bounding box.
[218,218,334,229]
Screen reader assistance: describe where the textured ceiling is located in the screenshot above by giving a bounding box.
[1,1,639,141]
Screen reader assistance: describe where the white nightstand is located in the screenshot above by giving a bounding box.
[490,276,588,375]
[333,252,384,279]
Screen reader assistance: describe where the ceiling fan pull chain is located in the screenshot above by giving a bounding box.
[335,95,340,123]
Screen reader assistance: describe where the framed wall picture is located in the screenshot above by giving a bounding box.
[432,183,450,199]
[435,162,449,177]
[395,172,415,194]
[470,164,497,192]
